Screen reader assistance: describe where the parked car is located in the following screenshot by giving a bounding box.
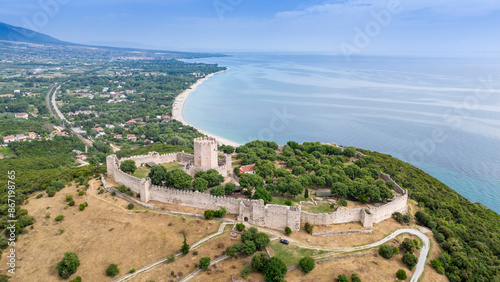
[279,239,289,245]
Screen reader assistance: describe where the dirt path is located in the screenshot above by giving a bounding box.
[111,222,233,282]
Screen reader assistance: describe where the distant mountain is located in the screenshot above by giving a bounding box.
[0,22,68,45]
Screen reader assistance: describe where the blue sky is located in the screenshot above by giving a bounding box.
[1,0,500,56]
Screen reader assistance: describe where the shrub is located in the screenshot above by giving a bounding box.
[214,207,227,218]
[337,274,349,282]
[251,252,269,271]
[399,238,416,254]
[48,190,56,197]
[225,245,237,258]
[36,194,44,199]
[129,268,135,273]
[263,257,287,282]
[171,271,175,276]
[365,209,371,214]
[284,200,293,206]
[65,195,73,202]
[285,226,292,235]
[402,215,411,223]
[241,266,251,278]
[55,215,64,222]
[78,190,84,196]
[106,264,119,277]
[233,242,243,253]
[55,252,80,278]
[111,191,116,196]
[69,276,82,282]
[79,204,86,211]
[45,213,50,219]
[199,257,211,270]
[243,240,257,255]
[204,210,215,219]
[58,229,65,234]
[167,254,175,262]
[402,253,418,270]
[304,222,313,234]
[396,269,407,280]
[338,198,347,207]
[236,223,245,232]
[299,256,315,273]
[193,251,198,255]
[393,246,400,254]
[351,274,361,282]
[379,245,394,259]
[68,200,75,206]
[127,203,134,210]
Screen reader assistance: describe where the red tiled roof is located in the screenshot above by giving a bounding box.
[239,164,255,173]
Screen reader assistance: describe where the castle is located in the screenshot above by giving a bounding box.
[106,139,408,232]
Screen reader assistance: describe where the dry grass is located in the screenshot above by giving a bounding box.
[0,179,218,281]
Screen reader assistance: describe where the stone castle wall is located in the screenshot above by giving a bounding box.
[194,137,218,170]
[107,153,408,231]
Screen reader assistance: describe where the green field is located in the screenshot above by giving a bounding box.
[133,162,180,179]
[269,240,330,267]
[0,146,14,158]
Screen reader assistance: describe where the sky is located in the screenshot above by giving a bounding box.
[1,0,500,56]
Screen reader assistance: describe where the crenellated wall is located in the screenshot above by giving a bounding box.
[107,153,408,232]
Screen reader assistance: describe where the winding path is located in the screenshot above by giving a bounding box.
[179,227,430,282]
[111,222,232,282]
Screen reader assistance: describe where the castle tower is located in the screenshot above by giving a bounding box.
[194,137,218,170]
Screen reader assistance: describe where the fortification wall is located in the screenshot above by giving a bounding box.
[371,192,408,223]
[121,152,180,167]
[380,172,405,194]
[107,154,144,193]
[149,185,263,214]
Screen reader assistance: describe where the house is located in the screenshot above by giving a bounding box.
[113,134,122,139]
[50,130,68,137]
[28,132,38,139]
[239,164,256,174]
[140,135,146,139]
[76,155,87,160]
[3,136,15,143]
[127,134,137,142]
[94,127,104,132]
[13,90,20,93]
[106,124,115,129]
[15,113,28,119]
[15,134,28,141]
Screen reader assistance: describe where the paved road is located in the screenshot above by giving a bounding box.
[45,83,58,118]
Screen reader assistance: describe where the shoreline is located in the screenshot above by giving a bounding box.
[172,69,242,147]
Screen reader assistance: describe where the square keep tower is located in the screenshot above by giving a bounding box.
[194,137,218,170]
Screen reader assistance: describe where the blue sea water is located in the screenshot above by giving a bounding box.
[183,53,500,214]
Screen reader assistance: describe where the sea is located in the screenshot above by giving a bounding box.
[183,53,500,214]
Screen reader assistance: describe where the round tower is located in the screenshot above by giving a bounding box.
[194,137,218,170]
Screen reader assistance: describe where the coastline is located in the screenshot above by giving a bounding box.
[172,69,242,147]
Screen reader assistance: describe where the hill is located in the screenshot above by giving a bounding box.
[0,22,67,45]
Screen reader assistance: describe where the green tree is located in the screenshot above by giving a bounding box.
[288,180,303,196]
[166,169,193,189]
[402,253,418,270]
[304,222,313,234]
[210,185,225,196]
[304,188,309,198]
[224,182,236,194]
[55,252,80,279]
[193,177,208,192]
[180,233,190,255]
[148,165,168,185]
[284,227,292,235]
[223,145,235,154]
[251,252,269,271]
[243,240,256,255]
[299,256,315,273]
[106,264,119,277]
[236,223,245,232]
[226,245,237,258]
[263,257,287,282]
[379,245,394,259]
[396,269,407,280]
[399,238,416,254]
[120,159,136,174]
[343,147,356,158]
[351,274,361,282]
[254,232,270,250]
[337,274,349,282]
[199,257,211,270]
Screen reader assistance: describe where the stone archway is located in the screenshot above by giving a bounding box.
[244,217,248,222]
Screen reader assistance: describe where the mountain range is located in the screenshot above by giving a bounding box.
[0,22,68,45]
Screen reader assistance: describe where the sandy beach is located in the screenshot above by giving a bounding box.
[172,69,242,147]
